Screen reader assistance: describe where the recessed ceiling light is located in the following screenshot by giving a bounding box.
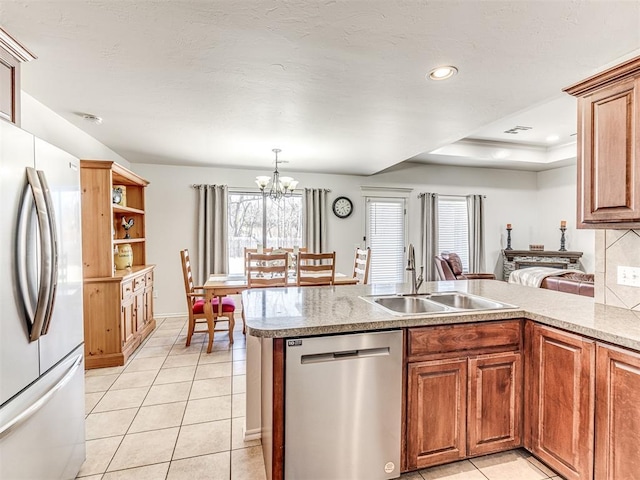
[491,149,510,160]
[79,113,103,125]
[428,65,458,81]
[546,134,560,142]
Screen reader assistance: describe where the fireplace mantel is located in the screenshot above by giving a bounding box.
[502,250,583,263]
[502,250,583,280]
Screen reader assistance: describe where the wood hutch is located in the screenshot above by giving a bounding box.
[80,160,155,369]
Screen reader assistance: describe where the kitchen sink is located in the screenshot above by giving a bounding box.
[361,292,516,316]
[427,292,510,311]
[373,296,450,314]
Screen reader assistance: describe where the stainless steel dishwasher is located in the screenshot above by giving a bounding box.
[285,330,403,480]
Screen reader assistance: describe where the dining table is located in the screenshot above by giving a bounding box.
[203,272,359,298]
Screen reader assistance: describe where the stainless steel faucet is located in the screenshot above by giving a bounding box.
[406,244,424,294]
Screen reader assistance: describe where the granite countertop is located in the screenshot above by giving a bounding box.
[242,280,640,351]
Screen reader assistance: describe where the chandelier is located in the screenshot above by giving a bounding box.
[255,148,298,200]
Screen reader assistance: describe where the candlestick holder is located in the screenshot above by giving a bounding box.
[559,226,567,252]
[505,227,513,251]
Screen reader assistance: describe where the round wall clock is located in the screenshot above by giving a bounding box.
[332,196,353,218]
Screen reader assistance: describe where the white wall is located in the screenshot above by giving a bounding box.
[134,161,544,316]
[20,92,130,167]
[14,91,588,315]
[535,165,595,273]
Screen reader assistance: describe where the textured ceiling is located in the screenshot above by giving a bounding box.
[2,1,639,174]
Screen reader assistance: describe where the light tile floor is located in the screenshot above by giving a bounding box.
[79,316,564,480]
[78,316,263,480]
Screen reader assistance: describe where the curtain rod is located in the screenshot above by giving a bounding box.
[191,184,226,189]
[418,193,486,198]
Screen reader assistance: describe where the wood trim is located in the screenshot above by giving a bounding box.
[272,338,285,480]
[564,55,640,97]
[523,320,535,451]
[0,27,37,63]
[407,320,521,361]
[80,159,150,186]
[401,330,408,472]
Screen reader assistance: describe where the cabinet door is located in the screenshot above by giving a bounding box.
[468,352,522,456]
[407,359,467,470]
[144,287,154,325]
[134,290,145,331]
[595,344,640,480]
[120,296,134,346]
[579,76,640,225]
[529,325,595,480]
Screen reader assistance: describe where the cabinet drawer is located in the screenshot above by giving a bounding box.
[121,280,134,299]
[407,320,522,360]
[133,274,145,291]
[145,271,153,285]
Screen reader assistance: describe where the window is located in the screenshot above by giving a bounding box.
[227,192,302,274]
[438,196,469,272]
[365,197,406,283]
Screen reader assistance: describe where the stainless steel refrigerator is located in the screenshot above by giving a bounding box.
[0,120,86,479]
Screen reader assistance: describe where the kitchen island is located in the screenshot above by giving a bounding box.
[243,280,640,480]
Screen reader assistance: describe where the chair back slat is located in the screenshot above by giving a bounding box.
[244,246,307,274]
[352,247,371,284]
[180,249,196,307]
[297,252,336,286]
[247,252,289,288]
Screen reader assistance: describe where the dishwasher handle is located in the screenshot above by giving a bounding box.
[301,346,390,364]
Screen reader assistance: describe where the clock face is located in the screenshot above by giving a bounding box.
[332,197,353,218]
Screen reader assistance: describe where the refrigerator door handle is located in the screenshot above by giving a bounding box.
[37,170,59,336]
[0,354,82,440]
[16,168,53,342]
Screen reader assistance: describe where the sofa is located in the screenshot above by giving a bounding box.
[540,272,595,297]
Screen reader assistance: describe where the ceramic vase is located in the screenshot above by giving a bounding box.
[114,243,133,270]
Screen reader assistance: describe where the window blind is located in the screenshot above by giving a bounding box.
[366,197,406,283]
[438,196,469,272]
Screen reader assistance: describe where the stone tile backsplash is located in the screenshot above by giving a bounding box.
[597,230,640,309]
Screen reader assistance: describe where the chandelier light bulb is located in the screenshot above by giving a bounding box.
[255,149,299,200]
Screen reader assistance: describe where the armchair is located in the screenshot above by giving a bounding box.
[434,253,496,281]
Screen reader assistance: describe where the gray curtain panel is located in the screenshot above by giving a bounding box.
[467,194,486,273]
[419,193,439,281]
[195,184,228,284]
[303,188,329,253]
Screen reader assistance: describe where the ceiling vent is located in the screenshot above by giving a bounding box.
[503,126,533,135]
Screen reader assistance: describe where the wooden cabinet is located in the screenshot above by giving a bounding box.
[81,160,155,369]
[407,358,467,469]
[468,352,522,456]
[564,55,640,228]
[595,343,640,480]
[406,321,523,470]
[527,323,595,480]
[0,28,36,125]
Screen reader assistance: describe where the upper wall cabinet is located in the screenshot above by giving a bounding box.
[564,56,640,229]
[0,28,36,126]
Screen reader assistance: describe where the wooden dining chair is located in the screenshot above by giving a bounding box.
[246,252,289,287]
[243,247,273,275]
[180,249,235,353]
[241,252,289,334]
[244,246,307,274]
[352,247,371,284]
[296,252,336,286]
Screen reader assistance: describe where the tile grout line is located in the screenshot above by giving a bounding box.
[80,317,253,480]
